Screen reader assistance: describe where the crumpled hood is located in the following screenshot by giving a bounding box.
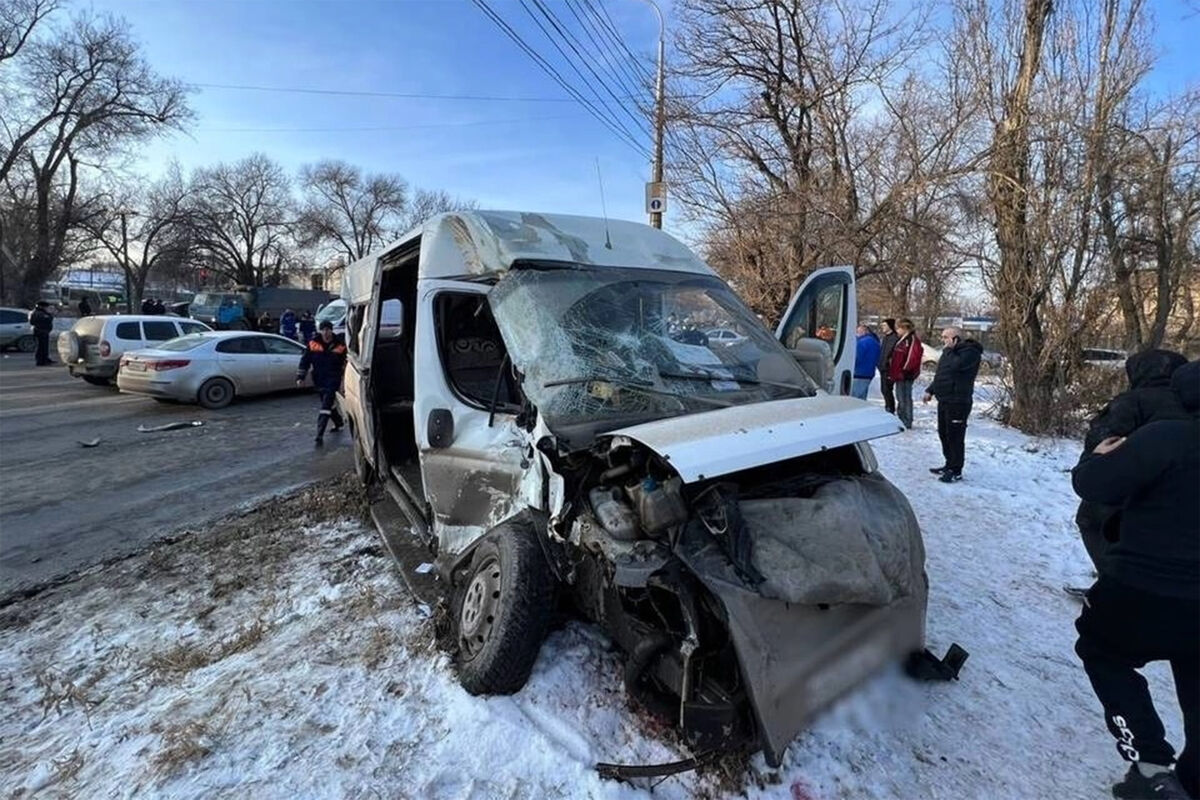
[607,395,904,483]
[1125,348,1187,389]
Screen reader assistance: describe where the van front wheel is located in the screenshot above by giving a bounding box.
[454,522,555,695]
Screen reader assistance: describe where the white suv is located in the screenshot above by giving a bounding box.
[58,315,211,385]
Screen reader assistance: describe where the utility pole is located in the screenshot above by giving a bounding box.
[118,209,138,313]
[637,0,666,229]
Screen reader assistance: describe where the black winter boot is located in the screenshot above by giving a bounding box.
[1112,764,1189,799]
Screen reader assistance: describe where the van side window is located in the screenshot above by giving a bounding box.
[114,322,141,340]
[346,304,366,355]
[779,279,848,361]
[434,292,520,409]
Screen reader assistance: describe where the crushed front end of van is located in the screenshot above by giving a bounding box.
[340,211,930,769]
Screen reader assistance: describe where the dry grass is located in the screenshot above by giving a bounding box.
[49,748,85,786]
[152,720,215,776]
[35,668,104,721]
[144,619,268,680]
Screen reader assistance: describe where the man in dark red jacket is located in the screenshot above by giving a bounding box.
[887,318,923,429]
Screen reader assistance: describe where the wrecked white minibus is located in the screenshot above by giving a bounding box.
[338,210,936,769]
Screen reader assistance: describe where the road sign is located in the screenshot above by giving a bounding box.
[645,181,667,214]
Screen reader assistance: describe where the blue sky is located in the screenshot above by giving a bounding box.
[84,0,1197,241]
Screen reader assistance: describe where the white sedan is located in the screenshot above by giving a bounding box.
[117,331,311,408]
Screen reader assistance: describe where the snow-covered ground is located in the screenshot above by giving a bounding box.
[0,379,1184,799]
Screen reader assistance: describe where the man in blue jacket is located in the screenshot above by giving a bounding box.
[851,324,880,400]
[296,320,347,445]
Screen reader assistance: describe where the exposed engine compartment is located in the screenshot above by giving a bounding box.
[533,435,926,765]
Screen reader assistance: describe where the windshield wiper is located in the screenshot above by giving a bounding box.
[658,368,811,393]
[544,375,732,408]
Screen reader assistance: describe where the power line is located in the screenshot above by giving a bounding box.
[470,0,650,157]
[198,114,587,133]
[188,82,582,103]
[522,0,650,143]
[564,0,650,104]
[584,0,655,83]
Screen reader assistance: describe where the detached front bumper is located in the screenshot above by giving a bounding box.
[707,581,926,765]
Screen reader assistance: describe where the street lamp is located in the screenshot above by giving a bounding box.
[634,0,666,230]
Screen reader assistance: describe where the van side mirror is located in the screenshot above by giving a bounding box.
[427,408,454,448]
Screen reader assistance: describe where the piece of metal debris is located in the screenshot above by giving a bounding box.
[78,438,101,448]
[137,421,205,433]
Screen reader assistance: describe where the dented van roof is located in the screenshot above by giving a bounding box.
[342,210,714,303]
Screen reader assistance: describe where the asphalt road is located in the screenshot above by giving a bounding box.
[0,352,352,598]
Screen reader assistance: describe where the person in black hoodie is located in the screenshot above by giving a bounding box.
[923,327,983,482]
[28,301,54,365]
[1075,349,1188,570]
[877,318,899,414]
[1072,360,1200,800]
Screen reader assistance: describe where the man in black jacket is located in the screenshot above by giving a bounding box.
[296,320,347,445]
[923,327,982,483]
[1072,360,1199,800]
[28,301,54,366]
[1076,349,1187,570]
[877,318,899,414]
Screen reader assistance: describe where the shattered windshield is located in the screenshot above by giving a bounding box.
[490,265,817,427]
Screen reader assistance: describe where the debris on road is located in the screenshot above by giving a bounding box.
[77,438,101,448]
[136,420,204,433]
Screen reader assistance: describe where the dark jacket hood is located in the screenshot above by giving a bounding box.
[1125,349,1187,389]
[1171,360,1200,412]
[956,338,983,354]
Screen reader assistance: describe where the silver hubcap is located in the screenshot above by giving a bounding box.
[459,556,501,657]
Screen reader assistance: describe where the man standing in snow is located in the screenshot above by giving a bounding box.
[924,327,982,483]
[1071,360,1199,800]
[1075,349,1187,571]
[296,320,347,446]
[877,318,899,414]
[886,319,923,429]
[852,324,880,400]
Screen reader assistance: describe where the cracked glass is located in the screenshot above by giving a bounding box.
[490,265,818,427]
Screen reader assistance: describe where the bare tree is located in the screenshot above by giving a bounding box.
[667,0,976,322]
[81,166,193,310]
[1097,91,1200,350]
[400,188,475,232]
[0,0,56,63]
[0,11,190,304]
[297,160,407,264]
[184,153,296,287]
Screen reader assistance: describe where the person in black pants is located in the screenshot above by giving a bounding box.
[296,320,347,445]
[1072,361,1199,800]
[28,301,54,365]
[923,327,981,482]
[877,318,899,414]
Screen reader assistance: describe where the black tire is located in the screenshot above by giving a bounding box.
[82,375,112,386]
[16,335,36,354]
[454,522,555,695]
[197,377,234,409]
